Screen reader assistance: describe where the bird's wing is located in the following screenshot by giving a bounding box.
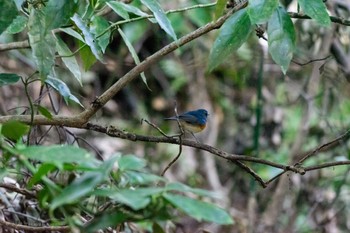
[178,114,199,124]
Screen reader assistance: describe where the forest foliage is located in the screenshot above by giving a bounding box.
[1,0,350,232]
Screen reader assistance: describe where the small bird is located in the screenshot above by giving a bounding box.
[164,109,209,140]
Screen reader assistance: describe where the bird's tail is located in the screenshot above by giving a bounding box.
[164,117,177,121]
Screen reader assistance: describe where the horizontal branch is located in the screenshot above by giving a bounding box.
[0,1,249,125]
[0,183,36,198]
[0,40,30,51]
[85,123,315,172]
[288,12,350,26]
[0,219,70,232]
[85,123,350,186]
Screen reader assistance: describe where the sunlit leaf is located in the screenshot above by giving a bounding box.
[208,9,252,72]
[298,0,331,27]
[45,77,83,106]
[28,9,56,79]
[118,154,146,171]
[109,1,149,17]
[71,13,104,62]
[247,0,278,24]
[267,7,296,74]
[5,15,27,34]
[55,36,82,85]
[1,121,29,141]
[107,2,130,19]
[91,16,110,53]
[19,145,95,166]
[123,171,165,185]
[0,73,20,86]
[109,189,151,210]
[163,193,233,224]
[140,0,177,40]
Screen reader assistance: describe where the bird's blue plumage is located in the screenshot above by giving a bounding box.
[165,109,208,133]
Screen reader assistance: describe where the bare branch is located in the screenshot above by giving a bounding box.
[0,183,36,198]
[0,219,70,232]
[288,12,350,26]
[0,1,249,126]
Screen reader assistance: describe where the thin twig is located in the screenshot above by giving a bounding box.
[292,55,332,66]
[297,129,350,164]
[265,129,350,185]
[141,119,173,138]
[0,183,36,198]
[0,219,70,232]
[288,12,350,26]
[161,136,183,176]
[0,1,249,126]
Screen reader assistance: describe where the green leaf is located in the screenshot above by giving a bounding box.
[267,7,296,74]
[1,121,29,141]
[19,145,96,169]
[140,0,177,41]
[79,42,97,71]
[107,2,130,19]
[152,223,166,233]
[37,105,53,119]
[28,9,56,79]
[84,212,128,233]
[247,0,278,24]
[163,193,233,225]
[109,1,149,17]
[208,9,252,72]
[298,0,331,27]
[5,15,27,34]
[43,0,77,30]
[214,0,227,20]
[91,16,110,53]
[123,171,165,185]
[45,77,83,106]
[28,163,56,188]
[109,189,151,210]
[166,182,220,199]
[50,157,117,210]
[118,154,146,171]
[59,28,84,42]
[0,0,18,35]
[0,73,20,86]
[186,7,212,28]
[92,187,164,210]
[50,172,105,209]
[55,36,82,85]
[71,13,104,62]
[118,28,149,88]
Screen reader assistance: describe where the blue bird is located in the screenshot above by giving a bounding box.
[164,109,209,139]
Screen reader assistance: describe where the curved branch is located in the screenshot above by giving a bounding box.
[78,1,248,121]
[86,123,296,171]
[0,1,249,126]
